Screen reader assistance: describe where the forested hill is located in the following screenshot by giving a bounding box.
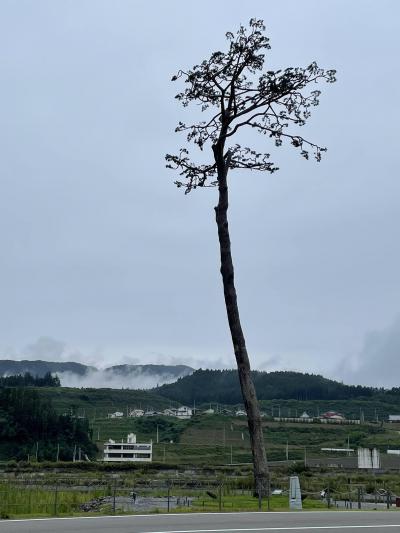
[155,369,382,405]
[0,388,97,461]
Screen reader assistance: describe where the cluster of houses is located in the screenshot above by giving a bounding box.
[273,410,361,425]
[107,406,194,420]
[106,407,400,425]
[107,406,249,420]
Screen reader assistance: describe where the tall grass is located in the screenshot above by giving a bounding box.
[0,483,107,517]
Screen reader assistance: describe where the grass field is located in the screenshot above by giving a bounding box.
[88,412,400,464]
[7,386,400,467]
[2,468,399,519]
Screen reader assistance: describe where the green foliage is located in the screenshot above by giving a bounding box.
[36,386,175,419]
[0,388,96,461]
[134,416,185,443]
[156,369,379,405]
[0,372,60,388]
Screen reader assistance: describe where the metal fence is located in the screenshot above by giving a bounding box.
[0,476,398,518]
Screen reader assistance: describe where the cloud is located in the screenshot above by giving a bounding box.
[24,336,67,361]
[341,316,400,387]
[57,368,190,389]
[145,350,233,370]
[256,355,283,371]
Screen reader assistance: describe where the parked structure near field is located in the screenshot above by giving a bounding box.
[107,411,124,419]
[388,415,400,423]
[164,406,192,419]
[128,409,144,417]
[273,416,314,423]
[321,448,354,453]
[320,411,345,421]
[274,416,360,425]
[358,447,380,469]
[103,433,152,462]
[289,476,302,510]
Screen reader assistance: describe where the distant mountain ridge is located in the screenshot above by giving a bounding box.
[0,359,194,388]
[0,359,93,377]
[104,364,193,378]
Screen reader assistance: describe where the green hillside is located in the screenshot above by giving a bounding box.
[35,386,178,419]
[88,412,400,465]
[0,388,97,461]
[155,369,398,404]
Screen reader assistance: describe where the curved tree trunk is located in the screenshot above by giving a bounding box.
[213,144,268,491]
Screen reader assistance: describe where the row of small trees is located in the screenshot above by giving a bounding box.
[0,371,60,388]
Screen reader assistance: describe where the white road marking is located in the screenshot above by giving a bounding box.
[137,527,400,532]
[4,510,394,522]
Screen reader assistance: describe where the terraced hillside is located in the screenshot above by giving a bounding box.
[89,412,400,465]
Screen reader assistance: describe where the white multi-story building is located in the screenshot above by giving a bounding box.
[103,433,152,462]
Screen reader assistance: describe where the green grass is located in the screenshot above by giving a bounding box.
[13,389,400,468]
[86,411,400,465]
[0,482,329,518]
[1,467,400,519]
[0,483,108,517]
[35,387,176,419]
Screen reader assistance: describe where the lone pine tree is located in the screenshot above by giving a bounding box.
[166,19,336,489]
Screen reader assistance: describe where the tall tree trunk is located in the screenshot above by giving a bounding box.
[213,145,268,491]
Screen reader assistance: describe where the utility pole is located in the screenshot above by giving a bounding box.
[56,443,60,462]
[113,478,117,514]
[54,480,59,516]
[230,445,233,465]
[327,481,331,508]
[35,441,39,462]
[286,441,289,461]
[156,425,159,444]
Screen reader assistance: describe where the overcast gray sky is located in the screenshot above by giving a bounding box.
[1,0,399,387]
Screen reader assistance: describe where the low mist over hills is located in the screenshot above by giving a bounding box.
[0,360,194,389]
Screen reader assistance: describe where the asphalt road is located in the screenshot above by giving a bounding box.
[1,511,400,533]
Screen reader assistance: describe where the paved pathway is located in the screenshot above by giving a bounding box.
[1,510,400,532]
